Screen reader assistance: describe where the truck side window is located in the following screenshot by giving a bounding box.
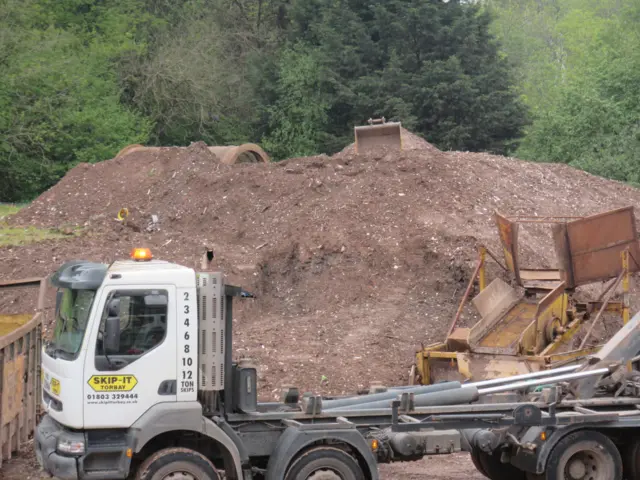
[95,289,168,371]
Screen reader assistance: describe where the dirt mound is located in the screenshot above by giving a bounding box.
[13,140,225,229]
[4,132,640,397]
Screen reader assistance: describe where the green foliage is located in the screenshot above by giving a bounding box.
[276,0,529,156]
[119,12,256,147]
[486,0,640,185]
[1,0,529,200]
[0,225,77,247]
[0,0,151,202]
[261,44,330,159]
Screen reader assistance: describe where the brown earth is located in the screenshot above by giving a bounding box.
[1,129,639,478]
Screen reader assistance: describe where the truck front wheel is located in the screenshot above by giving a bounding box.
[284,446,365,480]
[545,430,622,480]
[135,447,220,480]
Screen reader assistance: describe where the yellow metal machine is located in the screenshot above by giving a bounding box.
[413,206,640,385]
[354,117,402,154]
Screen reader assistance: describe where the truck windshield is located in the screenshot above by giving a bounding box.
[47,288,96,359]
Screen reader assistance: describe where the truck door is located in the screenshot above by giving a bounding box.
[83,284,177,428]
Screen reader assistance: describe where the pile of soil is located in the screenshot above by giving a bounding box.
[2,129,639,398]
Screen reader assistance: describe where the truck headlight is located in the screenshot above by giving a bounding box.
[57,438,85,455]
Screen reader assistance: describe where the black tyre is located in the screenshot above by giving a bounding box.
[545,430,622,480]
[135,447,220,480]
[470,449,489,477]
[476,450,526,480]
[621,438,640,480]
[526,473,545,480]
[284,446,365,480]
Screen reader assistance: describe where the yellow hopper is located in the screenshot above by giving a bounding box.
[412,206,640,385]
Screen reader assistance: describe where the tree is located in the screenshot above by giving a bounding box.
[117,0,293,147]
[0,0,533,200]
[0,0,152,201]
[261,43,330,159]
[505,1,640,185]
[271,0,529,156]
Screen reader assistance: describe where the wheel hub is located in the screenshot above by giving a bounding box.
[308,469,342,480]
[568,459,586,479]
[565,451,604,480]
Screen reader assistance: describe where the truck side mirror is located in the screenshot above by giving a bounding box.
[104,316,121,354]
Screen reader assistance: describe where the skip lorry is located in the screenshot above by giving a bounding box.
[34,248,640,480]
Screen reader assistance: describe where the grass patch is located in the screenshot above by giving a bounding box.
[0,203,25,219]
[0,202,83,246]
[0,226,74,246]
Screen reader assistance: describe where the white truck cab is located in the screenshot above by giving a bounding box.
[36,249,237,479]
[41,250,199,431]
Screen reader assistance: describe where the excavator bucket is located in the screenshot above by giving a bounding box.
[354,118,402,154]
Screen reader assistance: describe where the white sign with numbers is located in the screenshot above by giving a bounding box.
[177,287,198,401]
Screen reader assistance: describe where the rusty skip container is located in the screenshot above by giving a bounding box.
[0,277,45,467]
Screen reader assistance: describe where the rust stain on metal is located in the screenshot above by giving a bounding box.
[553,206,639,287]
[447,249,485,337]
[0,277,45,465]
[533,282,567,352]
[495,211,518,278]
[1,354,25,421]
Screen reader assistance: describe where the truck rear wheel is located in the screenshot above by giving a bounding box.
[470,449,489,477]
[545,430,622,480]
[135,447,220,480]
[622,438,640,479]
[475,450,526,480]
[284,446,365,480]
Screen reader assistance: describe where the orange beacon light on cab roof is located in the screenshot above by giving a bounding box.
[130,247,153,261]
